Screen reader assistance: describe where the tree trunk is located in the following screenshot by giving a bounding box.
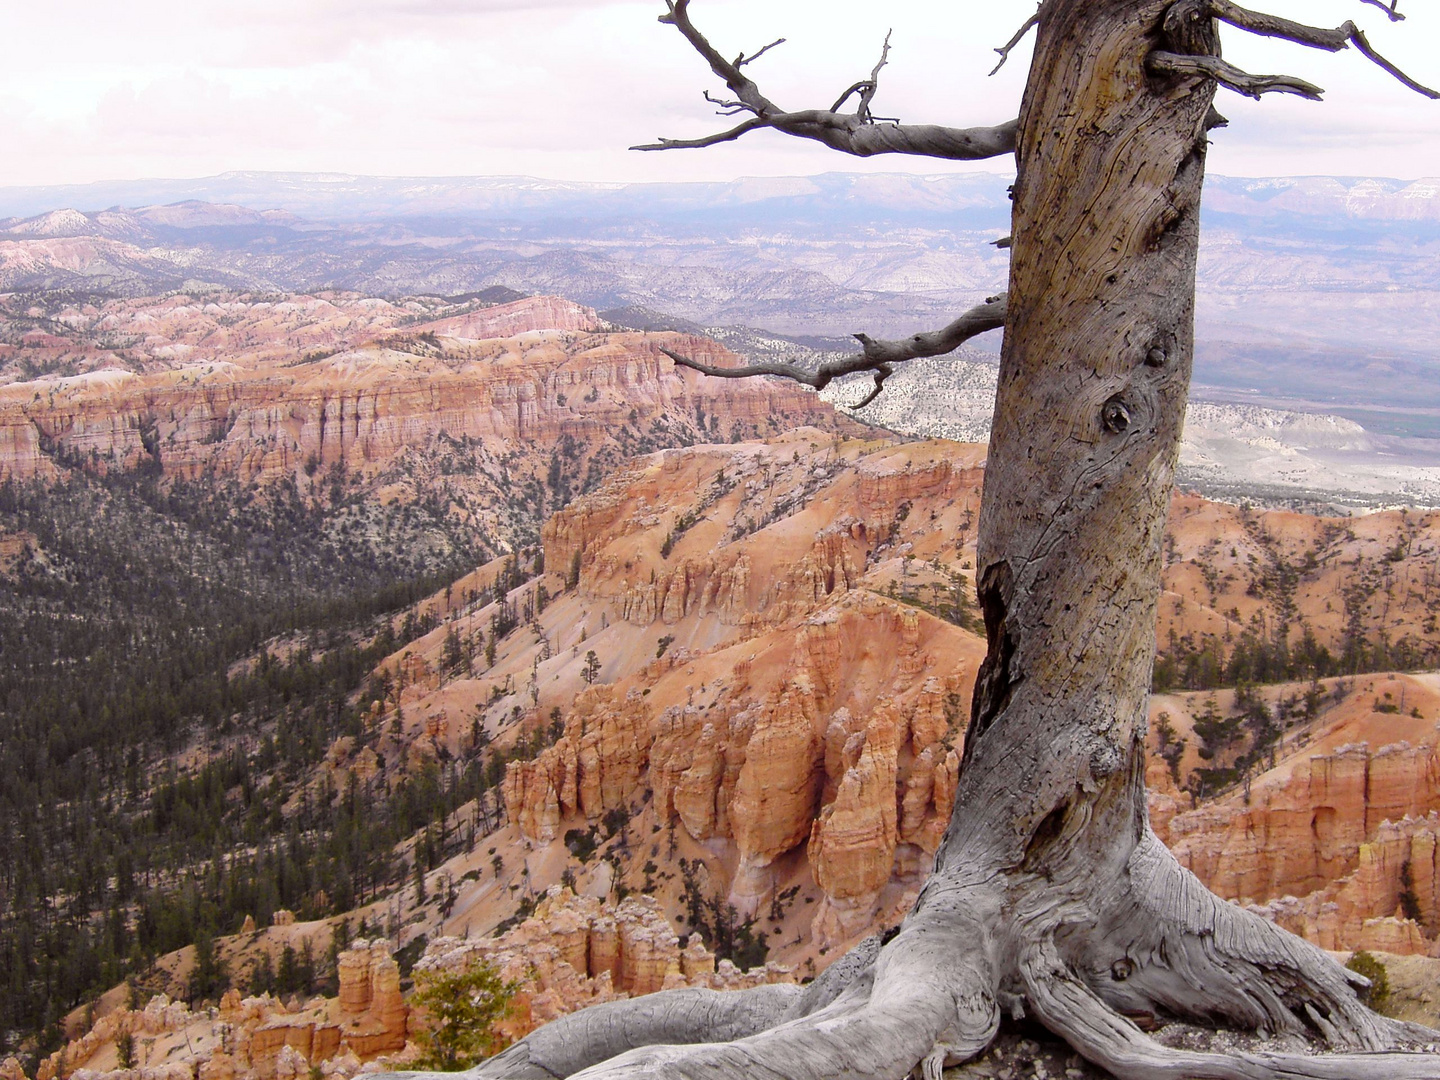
[381,2,1440,1076]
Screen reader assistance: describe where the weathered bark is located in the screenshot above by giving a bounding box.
[381,2,1440,1077]
[630,0,1019,159]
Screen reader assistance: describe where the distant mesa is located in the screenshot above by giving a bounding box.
[442,285,528,306]
[404,295,601,340]
[0,200,300,240]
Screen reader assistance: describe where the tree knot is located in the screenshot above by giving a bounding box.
[1101,397,1132,434]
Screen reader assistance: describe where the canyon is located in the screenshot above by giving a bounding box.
[0,291,857,569]
[5,283,1440,1079]
[312,429,1440,966]
[20,427,1440,1080]
[483,437,1440,954]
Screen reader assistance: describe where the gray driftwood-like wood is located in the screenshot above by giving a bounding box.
[375,2,1440,1077]
[1169,0,1439,99]
[662,296,1007,408]
[630,0,1018,160]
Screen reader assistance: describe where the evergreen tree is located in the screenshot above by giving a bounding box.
[187,931,228,1004]
[411,961,519,1070]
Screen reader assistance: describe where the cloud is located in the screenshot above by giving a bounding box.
[1,0,1437,187]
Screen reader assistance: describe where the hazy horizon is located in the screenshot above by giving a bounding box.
[5,0,1438,188]
[4,167,1440,223]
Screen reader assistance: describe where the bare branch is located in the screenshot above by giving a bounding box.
[991,11,1041,76]
[734,37,785,68]
[662,297,1006,409]
[633,118,764,151]
[1358,0,1405,22]
[852,296,1007,364]
[702,90,752,115]
[855,30,893,121]
[641,0,1018,160]
[1351,29,1440,98]
[828,81,873,113]
[1147,50,1326,100]
[661,350,833,389]
[1186,0,1439,98]
[849,365,894,409]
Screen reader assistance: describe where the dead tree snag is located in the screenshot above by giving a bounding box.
[384,2,1440,1077]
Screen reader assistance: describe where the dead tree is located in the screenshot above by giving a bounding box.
[388,1,1440,1077]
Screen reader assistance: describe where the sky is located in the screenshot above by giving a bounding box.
[2,0,1438,189]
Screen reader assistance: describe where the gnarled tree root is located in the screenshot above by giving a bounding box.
[535,908,998,1080]
[1018,832,1440,1079]
[407,832,1440,1079]
[383,983,803,1079]
[1026,965,1440,1080]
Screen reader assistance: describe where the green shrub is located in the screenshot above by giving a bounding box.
[411,960,520,1070]
[1346,951,1391,1015]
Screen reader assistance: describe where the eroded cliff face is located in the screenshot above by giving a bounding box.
[418,887,792,1041]
[501,686,651,844]
[0,292,846,488]
[473,437,1440,963]
[476,438,988,947]
[0,291,864,592]
[1159,673,1440,956]
[497,597,973,946]
[32,941,408,1080]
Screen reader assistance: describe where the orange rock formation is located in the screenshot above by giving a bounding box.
[33,942,409,1080]
[0,293,855,490]
[482,438,1440,960]
[417,887,792,1039]
[1162,674,1440,956]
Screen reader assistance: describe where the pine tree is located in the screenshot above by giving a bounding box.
[411,961,520,1070]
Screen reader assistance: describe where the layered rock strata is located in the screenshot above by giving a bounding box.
[31,943,408,1080]
[0,294,851,485]
[1167,729,1440,956]
[416,887,791,1038]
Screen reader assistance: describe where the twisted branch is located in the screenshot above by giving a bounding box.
[1158,0,1438,99]
[1148,51,1325,99]
[633,0,1018,160]
[662,296,1007,409]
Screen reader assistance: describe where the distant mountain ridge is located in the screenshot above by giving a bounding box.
[3,171,1440,439]
[1206,175,1440,223]
[2,201,300,239]
[4,171,1440,226]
